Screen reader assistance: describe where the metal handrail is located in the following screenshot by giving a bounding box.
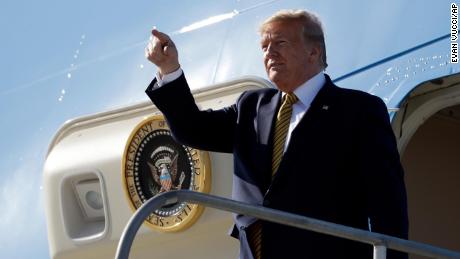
[115,190,460,259]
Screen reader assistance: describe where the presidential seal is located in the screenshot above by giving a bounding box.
[122,115,211,232]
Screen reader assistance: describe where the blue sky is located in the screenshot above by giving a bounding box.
[0,0,456,258]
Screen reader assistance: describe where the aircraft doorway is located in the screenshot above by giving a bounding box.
[401,104,460,258]
[393,74,460,258]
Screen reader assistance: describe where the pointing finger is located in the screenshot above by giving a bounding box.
[147,41,153,52]
[152,37,162,56]
[151,29,171,44]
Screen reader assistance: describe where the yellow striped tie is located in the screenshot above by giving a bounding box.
[247,93,298,259]
[247,220,263,259]
[272,93,298,176]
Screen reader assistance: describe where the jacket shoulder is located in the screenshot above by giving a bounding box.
[334,85,387,110]
[240,87,277,98]
[237,87,278,105]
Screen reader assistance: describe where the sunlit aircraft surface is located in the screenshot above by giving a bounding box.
[1,0,459,258]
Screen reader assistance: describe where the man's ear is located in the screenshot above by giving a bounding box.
[308,44,321,63]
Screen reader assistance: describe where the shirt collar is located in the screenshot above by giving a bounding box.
[286,71,325,107]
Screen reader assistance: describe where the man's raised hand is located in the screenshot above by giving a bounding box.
[145,29,180,76]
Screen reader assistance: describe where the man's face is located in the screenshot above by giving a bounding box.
[261,20,320,92]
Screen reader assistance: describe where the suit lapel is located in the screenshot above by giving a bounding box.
[255,90,281,192]
[289,75,339,144]
[310,75,338,110]
[257,91,281,145]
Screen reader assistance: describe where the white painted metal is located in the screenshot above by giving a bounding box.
[373,245,387,259]
[391,73,460,153]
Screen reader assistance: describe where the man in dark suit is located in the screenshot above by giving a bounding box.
[145,9,408,259]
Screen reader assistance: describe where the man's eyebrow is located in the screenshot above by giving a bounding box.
[261,33,283,40]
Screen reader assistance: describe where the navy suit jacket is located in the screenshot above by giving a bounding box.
[146,73,408,259]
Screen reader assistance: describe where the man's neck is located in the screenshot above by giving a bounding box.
[281,68,324,93]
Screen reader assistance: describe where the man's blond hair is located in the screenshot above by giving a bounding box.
[259,9,328,69]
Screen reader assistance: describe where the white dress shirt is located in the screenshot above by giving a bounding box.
[155,68,184,86]
[154,69,326,151]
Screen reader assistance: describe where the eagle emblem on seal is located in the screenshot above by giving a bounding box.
[147,147,186,193]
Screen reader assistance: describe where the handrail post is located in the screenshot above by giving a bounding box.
[374,245,387,259]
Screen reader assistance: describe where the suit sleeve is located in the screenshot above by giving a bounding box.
[145,72,238,153]
[357,95,409,258]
